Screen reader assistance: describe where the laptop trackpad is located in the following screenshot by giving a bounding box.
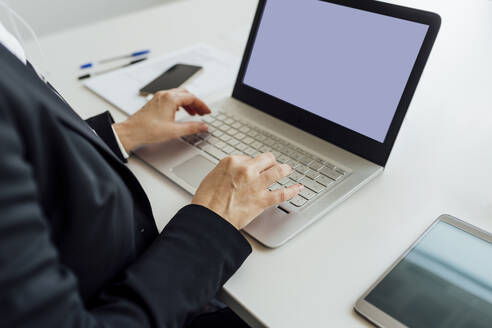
[172,155,216,189]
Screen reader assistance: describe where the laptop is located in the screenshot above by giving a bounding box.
[135,0,441,248]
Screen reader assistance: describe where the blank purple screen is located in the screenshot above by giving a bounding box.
[243,0,429,142]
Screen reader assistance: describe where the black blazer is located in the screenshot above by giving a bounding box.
[0,44,251,327]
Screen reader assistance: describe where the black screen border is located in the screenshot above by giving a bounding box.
[232,0,441,167]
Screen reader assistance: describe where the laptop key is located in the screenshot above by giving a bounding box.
[223,145,235,154]
[202,135,213,143]
[212,130,224,137]
[277,176,291,185]
[195,141,208,149]
[286,159,299,168]
[236,143,247,151]
[302,178,325,193]
[305,169,320,180]
[201,143,214,152]
[283,148,295,156]
[272,142,283,151]
[243,137,254,145]
[205,146,227,160]
[227,128,238,136]
[215,141,226,149]
[278,154,290,163]
[335,168,346,175]
[284,180,296,187]
[291,152,303,161]
[309,161,324,171]
[203,116,215,123]
[299,187,316,200]
[218,123,229,131]
[290,195,307,207]
[219,134,231,142]
[208,136,221,145]
[295,164,309,174]
[228,138,239,146]
[317,174,335,187]
[251,141,263,149]
[193,140,204,148]
[244,147,256,156]
[255,134,266,142]
[289,171,304,182]
[248,130,258,138]
[214,140,227,149]
[300,156,313,165]
[322,162,336,170]
[320,167,343,180]
[271,150,281,158]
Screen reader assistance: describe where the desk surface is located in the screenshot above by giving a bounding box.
[30,0,492,326]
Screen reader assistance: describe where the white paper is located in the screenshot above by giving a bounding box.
[84,43,239,115]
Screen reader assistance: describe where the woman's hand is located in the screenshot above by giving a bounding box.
[192,153,303,229]
[113,88,211,152]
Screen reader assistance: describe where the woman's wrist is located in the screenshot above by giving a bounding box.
[112,121,140,153]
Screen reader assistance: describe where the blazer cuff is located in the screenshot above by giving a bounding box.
[85,111,127,162]
[176,204,252,258]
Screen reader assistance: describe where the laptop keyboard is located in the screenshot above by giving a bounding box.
[181,111,348,208]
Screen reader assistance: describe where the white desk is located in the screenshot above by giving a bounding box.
[29,0,492,326]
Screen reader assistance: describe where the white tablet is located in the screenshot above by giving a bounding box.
[355,214,492,328]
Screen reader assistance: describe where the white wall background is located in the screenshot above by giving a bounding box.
[2,0,177,36]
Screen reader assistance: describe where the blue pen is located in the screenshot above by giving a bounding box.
[80,49,150,69]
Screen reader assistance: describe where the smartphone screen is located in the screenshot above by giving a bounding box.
[139,63,202,96]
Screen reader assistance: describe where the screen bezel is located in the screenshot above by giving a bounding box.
[354,214,492,327]
[232,0,441,167]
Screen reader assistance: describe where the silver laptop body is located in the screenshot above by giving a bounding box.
[136,98,382,248]
[135,0,438,247]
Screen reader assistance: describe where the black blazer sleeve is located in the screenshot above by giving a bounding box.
[0,109,252,327]
[85,111,128,162]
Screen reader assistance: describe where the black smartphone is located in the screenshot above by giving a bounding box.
[139,63,203,96]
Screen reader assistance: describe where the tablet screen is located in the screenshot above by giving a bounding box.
[365,221,492,327]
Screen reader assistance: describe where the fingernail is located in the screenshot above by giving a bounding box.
[200,123,208,130]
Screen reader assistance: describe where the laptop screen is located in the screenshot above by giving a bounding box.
[242,0,429,143]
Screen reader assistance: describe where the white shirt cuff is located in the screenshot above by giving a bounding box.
[111,125,130,159]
